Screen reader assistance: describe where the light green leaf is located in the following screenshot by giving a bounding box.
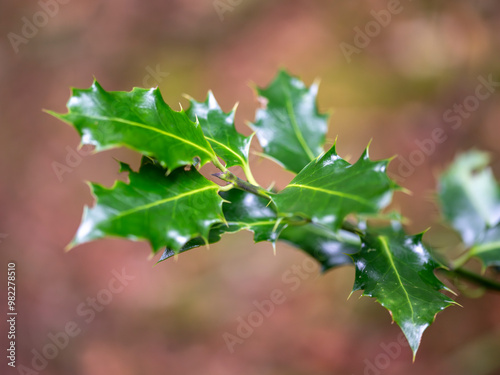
[273,143,399,232]
[467,224,500,269]
[49,81,216,172]
[71,160,224,253]
[438,150,500,269]
[186,91,254,172]
[352,231,455,358]
[438,150,500,246]
[250,70,328,174]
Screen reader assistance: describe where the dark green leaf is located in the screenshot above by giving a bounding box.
[250,70,328,174]
[49,81,216,172]
[186,92,254,171]
[71,161,224,253]
[279,224,359,271]
[438,150,500,246]
[158,224,229,262]
[352,231,455,357]
[222,189,282,242]
[158,189,279,262]
[159,189,360,269]
[273,143,399,232]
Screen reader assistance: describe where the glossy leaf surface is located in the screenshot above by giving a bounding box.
[72,161,224,252]
[279,224,359,271]
[158,189,280,263]
[273,144,398,231]
[158,223,230,262]
[50,69,489,360]
[186,91,253,169]
[251,70,328,174]
[159,190,360,269]
[221,189,283,242]
[352,231,455,357]
[49,81,216,171]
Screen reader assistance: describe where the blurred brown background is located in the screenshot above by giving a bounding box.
[1,0,500,374]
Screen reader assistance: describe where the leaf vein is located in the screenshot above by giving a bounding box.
[285,184,373,207]
[110,185,218,221]
[205,136,247,166]
[284,90,315,161]
[80,114,214,157]
[378,236,416,323]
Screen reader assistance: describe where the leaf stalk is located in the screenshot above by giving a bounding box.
[242,162,259,187]
[213,170,271,199]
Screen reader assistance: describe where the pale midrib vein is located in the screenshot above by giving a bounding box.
[205,137,246,166]
[110,186,218,221]
[471,240,500,255]
[379,236,415,322]
[82,114,213,157]
[226,220,276,227]
[286,183,373,207]
[284,91,315,161]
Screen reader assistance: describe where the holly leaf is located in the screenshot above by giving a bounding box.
[158,224,230,262]
[158,189,282,263]
[159,189,360,269]
[186,91,254,170]
[273,143,399,232]
[250,70,328,174]
[71,161,224,253]
[48,81,216,172]
[222,189,286,242]
[279,224,359,271]
[352,231,455,358]
[158,189,279,262]
[438,150,500,247]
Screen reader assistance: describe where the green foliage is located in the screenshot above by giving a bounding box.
[186,92,254,173]
[272,144,399,231]
[48,82,217,172]
[468,226,500,268]
[70,159,224,252]
[159,189,360,271]
[51,70,500,360]
[438,150,500,269]
[250,70,328,173]
[352,227,455,357]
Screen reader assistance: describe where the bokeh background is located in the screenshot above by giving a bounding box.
[1,0,500,374]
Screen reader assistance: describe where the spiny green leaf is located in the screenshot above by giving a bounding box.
[279,224,359,271]
[273,143,399,232]
[49,81,216,172]
[158,189,282,263]
[71,161,224,253]
[352,230,455,358]
[250,70,328,174]
[159,189,360,269]
[222,189,284,243]
[158,224,229,262]
[438,150,500,246]
[186,91,254,170]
